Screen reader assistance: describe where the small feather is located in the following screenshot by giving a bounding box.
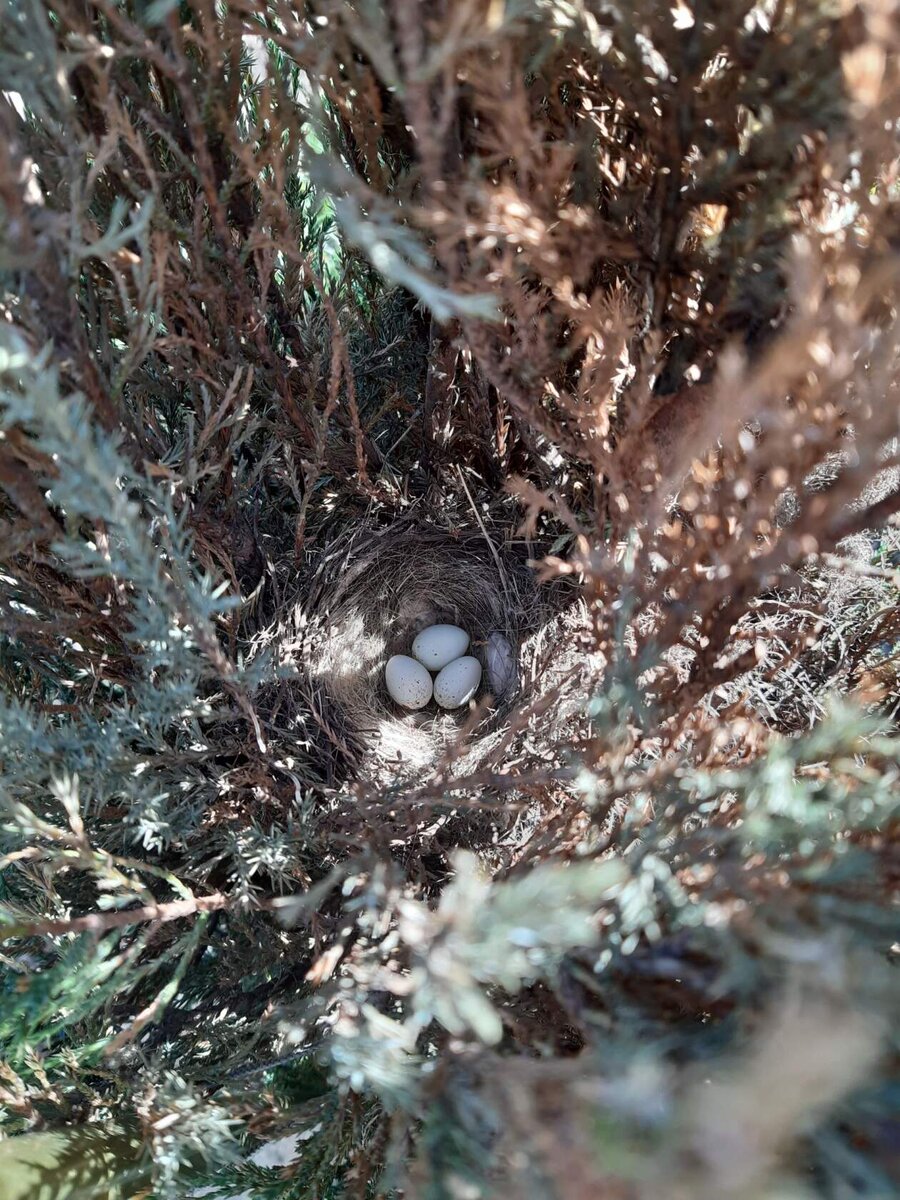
[485,631,516,698]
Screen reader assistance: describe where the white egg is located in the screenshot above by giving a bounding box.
[433,655,482,709]
[411,623,470,670]
[385,655,433,710]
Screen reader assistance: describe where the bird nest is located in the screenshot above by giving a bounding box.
[295,523,555,782]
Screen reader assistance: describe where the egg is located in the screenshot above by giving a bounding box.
[385,655,433,709]
[433,655,482,709]
[411,623,470,671]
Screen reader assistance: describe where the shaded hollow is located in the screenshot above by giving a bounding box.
[298,525,547,781]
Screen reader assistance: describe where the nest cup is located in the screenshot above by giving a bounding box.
[303,526,543,779]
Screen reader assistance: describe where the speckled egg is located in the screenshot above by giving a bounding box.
[385,654,433,710]
[412,624,470,671]
[433,655,482,709]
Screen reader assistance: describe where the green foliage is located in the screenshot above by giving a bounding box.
[399,853,629,1044]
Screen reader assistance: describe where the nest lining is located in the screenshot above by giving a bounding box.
[299,526,549,779]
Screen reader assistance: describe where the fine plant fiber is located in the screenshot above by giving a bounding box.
[0,2,899,1200]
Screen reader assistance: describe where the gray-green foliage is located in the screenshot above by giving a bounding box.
[399,852,629,1044]
[0,327,262,857]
